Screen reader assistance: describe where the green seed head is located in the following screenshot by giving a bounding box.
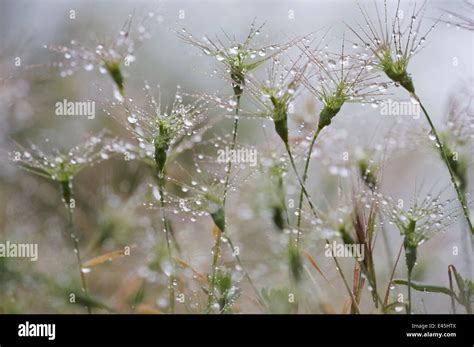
[358,158,377,190]
[318,83,346,131]
[154,120,172,176]
[442,139,468,193]
[229,46,248,96]
[272,112,288,145]
[380,50,415,94]
[57,160,74,206]
[265,87,292,145]
[105,60,125,95]
[271,205,285,231]
[207,268,241,312]
[288,241,303,282]
[339,224,355,245]
[403,219,419,274]
[60,179,73,207]
[205,193,226,232]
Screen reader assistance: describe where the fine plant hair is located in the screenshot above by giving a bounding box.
[4,2,474,315]
[440,83,474,278]
[379,186,459,313]
[9,132,116,313]
[151,150,260,312]
[178,22,299,309]
[297,35,384,248]
[245,56,320,220]
[109,84,209,312]
[440,0,474,31]
[49,12,157,99]
[349,0,474,235]
[245,57,325,282]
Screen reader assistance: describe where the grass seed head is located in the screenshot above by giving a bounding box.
[246,58,305,145]
[288,241,303,282]
[10,131,114,183]
[349,0,437,94]
[301,37,383,131]
[109,84,208,174]
[49,12,157,97]
[179,21,302,97]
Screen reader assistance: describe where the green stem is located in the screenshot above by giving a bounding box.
[407,268,412,314]
[226,235,264,306]
[207,227,222,312]
[327,241,360,314]
[62,183,91,314]
[296,127,322,247]
[206,96,241,312]
[284,142,365,311]
[384,242,404,308]
[415,94,473,234]
[216,95,264,308]
[356,257,384,310]
[223,96,241,204]
[278,175,291,228]
[284,142,319,219]
[158,178,176,313]
[448,266,456,314]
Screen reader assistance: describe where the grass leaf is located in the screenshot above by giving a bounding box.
[393,279,454,296]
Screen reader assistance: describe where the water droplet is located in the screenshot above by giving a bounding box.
[394,305,404,313]
[127,114,138,124]
[114,89,124,102]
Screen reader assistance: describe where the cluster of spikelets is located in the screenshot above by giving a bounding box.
[6,1,474,314]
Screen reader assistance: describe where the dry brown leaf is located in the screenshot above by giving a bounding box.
[174,257,207,284]
[302,250,330,284]
[320,302,336,314]
[341,298,351,314]
[83,248,128,268]
[134,304,162,314]
[212,224,221,238]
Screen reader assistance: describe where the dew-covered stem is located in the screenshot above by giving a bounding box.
[158,177,176,313]
[205,97,242,312]
[296,127,322,247]
[284,142,319,219]
[218,95,264,307]
[383,242,404,308]
[415,95,474,235]
[223,96,241,204]
[206,227,222,312]
[354,256,384,309]
[406,267,413,315]
[226,236,264,306]
[328,242,360,314]
[61,180,91,314]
